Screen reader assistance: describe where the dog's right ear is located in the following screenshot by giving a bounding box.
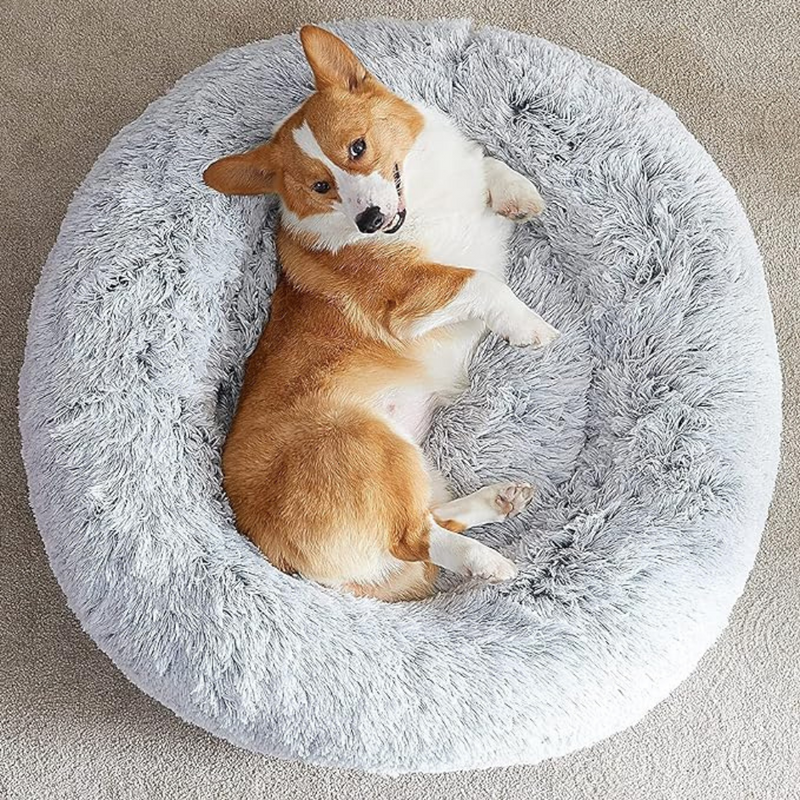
[203,141,278,195]
[300,25,370,92]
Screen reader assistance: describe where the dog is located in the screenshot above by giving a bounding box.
[203,25,559,601]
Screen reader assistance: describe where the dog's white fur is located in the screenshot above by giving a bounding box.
[283,104,555,582]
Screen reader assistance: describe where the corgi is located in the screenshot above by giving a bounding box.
[203,25,559,602]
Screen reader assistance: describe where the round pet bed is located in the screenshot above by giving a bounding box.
[19,19,781,773]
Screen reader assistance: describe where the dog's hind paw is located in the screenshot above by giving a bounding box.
[464,544,518,583]
[492,482,536,518]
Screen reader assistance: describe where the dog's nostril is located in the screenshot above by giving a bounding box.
[355,206,385,234]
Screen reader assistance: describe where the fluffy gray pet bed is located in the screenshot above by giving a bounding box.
[20,19,781,773]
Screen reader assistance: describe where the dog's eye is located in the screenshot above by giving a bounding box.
[312,181,331,194]
[348,138,366,159]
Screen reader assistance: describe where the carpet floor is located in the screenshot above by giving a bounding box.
[2,1,798,798]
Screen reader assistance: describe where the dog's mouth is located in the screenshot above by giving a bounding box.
[383,163,406,234]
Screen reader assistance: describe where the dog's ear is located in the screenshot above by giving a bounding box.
[300,25,370,92]
[203,142,279,195]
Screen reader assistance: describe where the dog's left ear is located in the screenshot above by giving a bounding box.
[203,141,279,195]
[300,25,370,92]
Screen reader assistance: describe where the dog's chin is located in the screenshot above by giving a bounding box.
[383,208,407,235]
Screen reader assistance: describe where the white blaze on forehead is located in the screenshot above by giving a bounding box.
[292,121,398,221]
[292,120,334,167]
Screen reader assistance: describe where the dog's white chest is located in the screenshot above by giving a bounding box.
[398,106,513,280]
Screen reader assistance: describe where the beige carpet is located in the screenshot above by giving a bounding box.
[2,1,798,798]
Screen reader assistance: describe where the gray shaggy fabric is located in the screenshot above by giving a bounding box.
[18,19,781,774]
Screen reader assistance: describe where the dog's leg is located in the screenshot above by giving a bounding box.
[426,521,517,582]
[484,156,545,221]
[403,268,560,348]
[432,482,535,532]
[345,561,438,602]
[390,508,519,584]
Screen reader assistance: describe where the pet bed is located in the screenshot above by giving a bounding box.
[19,19,781,773]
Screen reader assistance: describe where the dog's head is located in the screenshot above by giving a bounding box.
[204,26,423,242]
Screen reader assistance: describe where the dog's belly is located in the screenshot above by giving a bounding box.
[377,319,485,444]
[419,209,513,280]
[378,387,437,444]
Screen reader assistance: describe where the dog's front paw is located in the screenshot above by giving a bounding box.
[492,174,546,221]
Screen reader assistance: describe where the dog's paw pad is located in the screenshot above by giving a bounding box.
[498,199,545,221]
[493,482,536,517]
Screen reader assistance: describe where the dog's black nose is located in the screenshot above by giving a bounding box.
[355,206,385,234]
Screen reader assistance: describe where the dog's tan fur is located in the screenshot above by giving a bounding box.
[221,237,475,599]
[204,26,551,600]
